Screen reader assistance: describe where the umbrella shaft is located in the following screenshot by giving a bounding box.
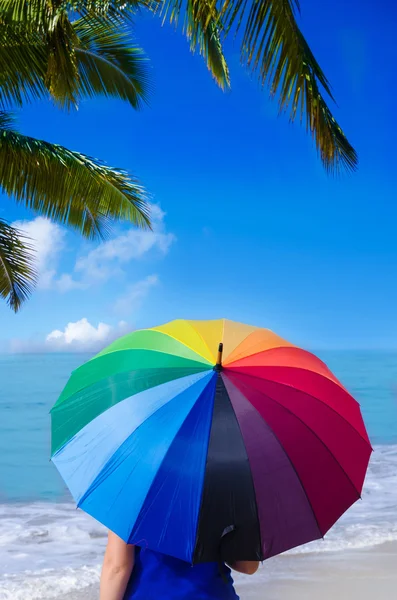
[216,343,223,370]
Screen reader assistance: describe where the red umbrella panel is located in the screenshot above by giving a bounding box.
[223,343,372,558]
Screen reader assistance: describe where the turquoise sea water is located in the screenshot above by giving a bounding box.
[0,351,397,599]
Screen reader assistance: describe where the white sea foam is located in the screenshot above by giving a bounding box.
[0,502,106,576]
[0,566,100,600]
[0,445,396,598]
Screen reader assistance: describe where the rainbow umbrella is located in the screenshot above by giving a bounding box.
[51,319,372,563]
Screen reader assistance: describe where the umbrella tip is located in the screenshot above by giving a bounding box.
[214,342,223,372]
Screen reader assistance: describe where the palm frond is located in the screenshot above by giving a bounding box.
[0,110,15,130]
[220,0,358,172]
[0,17,48,108]
[0,6,151,109]
[73,16,150,108]
[45,9,81,108]
[159,0,357,172]
[0,114,151,239]
[158,0,229,89]
[72,0,146,19]
[0,1,81,109]
[0,1,144,23]
[0,0,357,171]
[0,218,37,312]
[45,12,77,106]
[298,66,357,172]
[223,0,357,171]
[184,2,230,90]
[0,0,52,23]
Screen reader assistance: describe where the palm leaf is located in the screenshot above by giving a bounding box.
[0,0,357,171]
[159,0,357,172]
[0,2,81,109]
[0,112,150,239]
[1,0,228,91]
[0,0,53,23]
[155,0,229,89]
[223,0,357,171]
[0,1,143,23]
[0,16,49,108]
[182,1,230,89]
[0,2,130,110]
[45,9,81,108]
[0,218,37,312]
[71,0,146,18]
[0,8,150,110]
[73,16,150,108]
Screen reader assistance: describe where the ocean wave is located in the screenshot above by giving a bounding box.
[0,566,100,600]
[0,502,106,576]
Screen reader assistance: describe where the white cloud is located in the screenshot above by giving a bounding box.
[10,319,131,353]
[55,273,87,293]
[12,217,65,289]
[7,273,159,353]
[113,274,159,316]
[59,204,175,290]
[47,318,131,351]
[46,318,111,345]
[11,205,174,295]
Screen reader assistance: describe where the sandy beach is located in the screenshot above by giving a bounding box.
[55,542,397,600]
[239,543,397,600]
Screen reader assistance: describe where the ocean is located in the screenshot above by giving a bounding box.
[1,352,397,599]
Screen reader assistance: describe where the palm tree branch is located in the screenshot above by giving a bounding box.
[185,1,230,89]
[0,17,49,108]
[73,16,150,108]
[219,0,356,171]
[45,9,80,108]
[0,218,37,312]
[0,8,151,109]
[0,2,81,109]
[156,0,230,89]
[0,0,357,171]
[159,0,357,172]
[0,116,151,238]
[0,1,145,24]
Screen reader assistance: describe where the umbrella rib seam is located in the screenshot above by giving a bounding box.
[55,350,210,406]
[220,373,265,561]
[50,368,210,456]
[186,375,218,563]
[226,368,371,447]
[222,325,259,363]
[226,363,362,413]
[230,375,363,499]
[264,389,362,498]
[223,374,324,541]
[74,372,212,508]
[128,373,217,553]
[226,347,330,373]
[95,340,213,367]
[225,352,353,399]
[224,340,291,365]
[187,320,219,365]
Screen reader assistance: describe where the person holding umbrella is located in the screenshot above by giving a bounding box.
[100,531,259,600]
[51,319,371,600]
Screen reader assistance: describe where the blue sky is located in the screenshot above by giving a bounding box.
[1,0,396,351]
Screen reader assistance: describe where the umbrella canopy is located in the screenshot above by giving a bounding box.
[51,319,372,564]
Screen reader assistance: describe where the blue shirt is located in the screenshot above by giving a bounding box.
[124,548,239,600]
